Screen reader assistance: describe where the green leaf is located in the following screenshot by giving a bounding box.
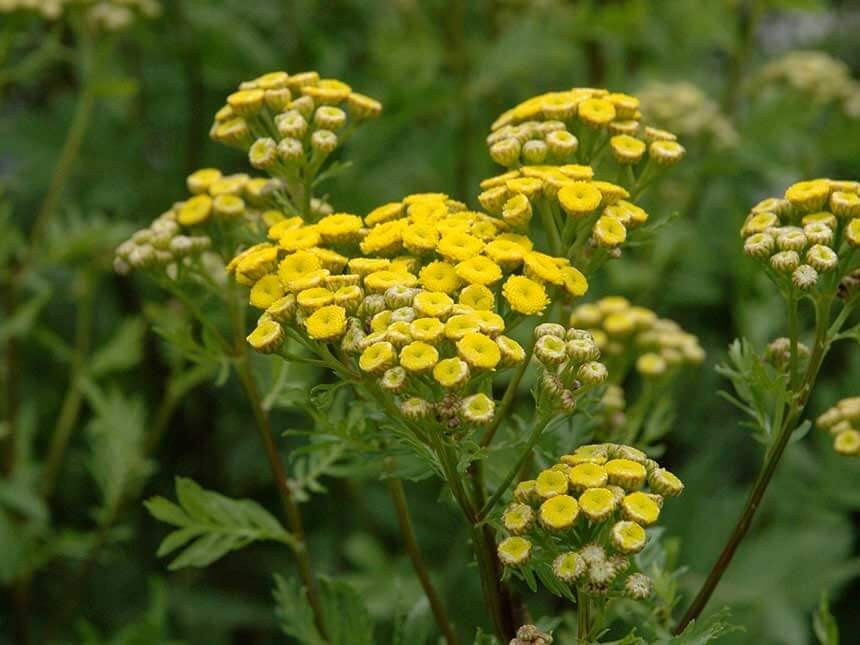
[813,592,839,645]
[662,608,741,644]
[273,574,326,645]
[87,317,146,377]
[145,477,297,570]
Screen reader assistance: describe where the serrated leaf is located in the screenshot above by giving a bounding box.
[146,477,297,570]
[661,608,741,644]
[87,317,146,377]
[273,575,326,645]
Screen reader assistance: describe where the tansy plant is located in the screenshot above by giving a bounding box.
[128,71,769,644]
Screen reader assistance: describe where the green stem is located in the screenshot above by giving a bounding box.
[480,341,534,448]
[386,474,458,645]
[674,296,834,634]
[577,589,590,642]
[40,275,95,498]
[479,413,555,522]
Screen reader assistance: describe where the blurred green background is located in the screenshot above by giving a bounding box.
[2,0,860,643]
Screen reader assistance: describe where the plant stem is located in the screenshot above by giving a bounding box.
[479,413,555,522]
[480,342,533,448]
[674,297,834,634]
[577,589,590,642]
[40,275,94,498]
[386,473,458,645]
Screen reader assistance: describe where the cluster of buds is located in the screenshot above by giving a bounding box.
[0,0,161,28]
[497,443,683,600]
[532,323,608,413]
[816,397,860,457]
[209,70,381,221]
[764,337,810,371]
[490,88,686,170]
[741,178,860,293]
[569,297,705,374]
[754,51,860,119]
[509,625,553,645]
[114,209,211,276]
[637,81,738,148]
[236,191,590,356]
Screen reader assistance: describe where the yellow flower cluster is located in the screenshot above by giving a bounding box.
[0,0,161,27]
[741,179,860,291]
[497,442,683,598]
[237,191,590,350]
[755,51,860,119]
[569,296,705,374]
[209,70,381,221]
[489,87,686,170]
[637,81,738,148]
[817,397,860,457]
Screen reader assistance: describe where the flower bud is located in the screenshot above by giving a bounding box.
[521,139,548,164]
[770,250,800,273]
[792,264,818,290]
[249,137,278,169]
[277,137,304,163]
[577,361,608,385]
[806,244,838,272]
[546,129,578,160]
[275,110,308,138]
[310,129,338,155]
[489,138,521,167]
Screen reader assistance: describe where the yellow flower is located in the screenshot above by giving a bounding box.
[309,247,348,273]
[636,353,667,377]
[187,168,222,195]
[497,536,532,566]
[558,182,603,217]
[399,341,439,373]
[437,231,484,261]
[268,217,305,241]
[785,179,830,212]
[266,294,297,322]
[610,134,646,164]
[364,270,418,293]
[304,305,347,341]
[457,332,501,369]
[604,201,648,228]
[846,218,860,246]
[247,319,284,353]
[568,463,608,492]
[177,195,213,226]
[593,215,627,247]
[279,251,323,288]
[561,267,589,297]
[611,520,646,554]
[456,256,503,286]
[621,491,660,526]
[333,285,363,310]
[413,291,453,318]
[302,78,352,104]
[461,393,495,425]
[250,274,285,310]
[370,310,393,333]
[648,468,685,497]
[830,191,860,218]
[523,252,564,285]
[552,551,586,582]
[444,314,482,340]
[473,310,506,336]
[502,503,534,534]
[649,140,686,166]
[459,284,495,310]
[403,223,440,254]
[539,495,580,530]
[359,341,397,374]
[496,335,526,366]
[535,469,568,498]
[578,98,616,127]
[433,357,470,388]
[485,239,526,270]
[741,212,779,237]
[502,275,548,315]
[227,89,265,116]
[365,202,404,226]
[280,227,321,252]
[316,213,363,243]
[502,193,532,228]
[578,487,617,521]
[297,287,335,311]
[593,181,630,205]
[605,459,646,490]
[607,92,640,118]
[349,257,391,276]
[410,317,445,343]
[419,261,461,293]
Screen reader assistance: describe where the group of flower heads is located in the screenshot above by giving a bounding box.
[741,178,860,292]
[1,0,160,28]
[497,442,683,600]
[817,397,860,457]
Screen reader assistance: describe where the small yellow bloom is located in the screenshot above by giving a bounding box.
[523,252,564,285]
[461,393,495,425]
[502,503,534,534]
[187,168,222,195]
[502,275,548,316]
[496,335,526,367]
[535,469,569,499]
[606,459,647,490]
[539,494,580,530]
[648,468,685,497]
[611,520,646,554]
[459,284,495,310]
[497,536,532,566]
[579,98,616,127]
[472,310,506,336]
[399,341,440,373]
[444,314,482,340]
[268,217,304,241]
[297,287,335,311]
[316,213,363,243]
[403,222,440,254]
[437,231,485,262]
[636,353,667,376]
[247,319,284,353]
[349,257,391,276]
[578,487,617,522]
[834,429,860,456]
[409,317,445,343]
[552,551,586,582]
[177,195,213,227]
[621,491,660,526]
[649,140,686,166]
[433,357,470,388]
[419,261,461,293]
[456,256,503,286]
[561,267,589,297]
[227,89,265,116]
[558,182,602,217]
[485,239,526,270]
[279,251,323,289]
[830,191,860,218]
[593,215,627,248]
[279,227,321,252]
[785,179,830,212]
[413,291,453,318]
[364,270,418,293]
[457,332,501,369]
[359,341,397,374]
[610,134,646,164]
[846,218,860,247]
[250,274,285,310]
[304,305,347,341]
[365,202,404,226]
[568,463,608,492]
